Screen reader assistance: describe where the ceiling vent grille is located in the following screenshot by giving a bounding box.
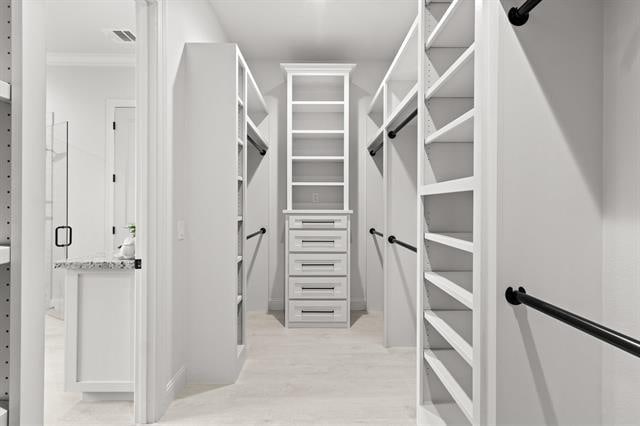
[112,30,136,43]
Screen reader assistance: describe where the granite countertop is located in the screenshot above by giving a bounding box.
[54,258,136,270]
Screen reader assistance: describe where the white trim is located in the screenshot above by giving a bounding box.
[268,298,284,311]
[134,0,161,423]
[106,99,136,256]
[47,53,136,68]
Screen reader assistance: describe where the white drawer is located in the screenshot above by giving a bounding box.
[289,215,347,229]
[288,300,348,323]
[289,276,347,299]
[289,229,347,253]
[289,253,347,276]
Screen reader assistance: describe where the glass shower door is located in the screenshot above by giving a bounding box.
[45,116,69,315]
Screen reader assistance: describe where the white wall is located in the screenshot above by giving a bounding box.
[46,65,135,260]
[248,59,388,312]
[602,1,640,423]
[166,0,228,411]
[487,1,603,423]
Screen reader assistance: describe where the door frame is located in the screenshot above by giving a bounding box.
[105,99,135,255]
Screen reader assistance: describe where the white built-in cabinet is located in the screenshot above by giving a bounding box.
[282,64,354,328]
[181,43,270,383]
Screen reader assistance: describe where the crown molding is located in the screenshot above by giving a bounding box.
[47,53,136,67]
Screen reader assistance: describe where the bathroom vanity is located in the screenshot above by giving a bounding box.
[54,259,135,401]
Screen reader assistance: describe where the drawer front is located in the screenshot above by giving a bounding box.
[288,300,348,323]
[289,276,347,299]
[289,215,347,230]
[289,230,348,253]
[289,253,347,276]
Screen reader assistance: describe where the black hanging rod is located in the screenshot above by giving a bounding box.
[246,227,266,240]
[369,228,383,238]
[369,140,383,157]
[247,135,267,156]
[387,235,417,253]
[506,287,640,358]
[508,0,544,26]
[388,109,418,139]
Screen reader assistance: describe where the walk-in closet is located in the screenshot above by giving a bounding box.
[7,0,640,425]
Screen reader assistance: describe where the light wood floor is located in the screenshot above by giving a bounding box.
[45,311,416,425]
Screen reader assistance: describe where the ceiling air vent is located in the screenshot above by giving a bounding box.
[111,30,136,43]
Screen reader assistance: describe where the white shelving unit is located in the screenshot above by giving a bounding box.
[418,0,477,424]
[182,43,270,383]
[282,63,354,329]
[364,15,420,348]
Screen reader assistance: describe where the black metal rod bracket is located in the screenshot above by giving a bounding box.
[369,227,383,238]
[508,0,544,26]
[247,136,267,156]
[505,286,526,305]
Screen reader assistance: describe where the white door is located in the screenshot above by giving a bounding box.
[113,107,136,250]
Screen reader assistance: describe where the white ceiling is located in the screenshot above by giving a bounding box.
[209,0,417,61]
[45,0,136,55]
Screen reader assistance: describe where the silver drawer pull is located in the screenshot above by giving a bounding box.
[301,263,334,267]
[302,220,334,224]
[301,309,335,314]
[302,240,335,243]
[302,287,335,291]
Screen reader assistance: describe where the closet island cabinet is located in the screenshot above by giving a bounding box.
[282,64,354,328]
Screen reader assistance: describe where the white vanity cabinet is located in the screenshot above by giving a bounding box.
[56,260,135,400]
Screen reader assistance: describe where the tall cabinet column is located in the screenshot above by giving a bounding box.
[281,64,355,328]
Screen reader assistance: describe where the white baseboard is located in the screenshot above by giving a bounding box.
[268,298,284,311]
[351,299,366,311]
[270,299,367,311]
[165,365,186,402]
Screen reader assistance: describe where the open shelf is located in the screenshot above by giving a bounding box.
[292,101,344,113]
[423,349,473,422]
[419,176,474,196]
[292,156,344,162]
[424,310,472,365]
[426,44,474,100]
[424,271,472,309]
[291,182,344,187]
[292,130,344,137]
[426,109,474,144]
[425,0,474,49]
[0,80,10,104]
[425,232,473,253]
[247,117,269,153]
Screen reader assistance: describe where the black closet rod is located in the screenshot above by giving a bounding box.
[247,135,267,156]
[388,109,418,139]
[506,287,640,358]
[246,227,266,240]
[369,141,383,157]
[387,235,417,253]
[369,228,383,238]
[508,0,544,26]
